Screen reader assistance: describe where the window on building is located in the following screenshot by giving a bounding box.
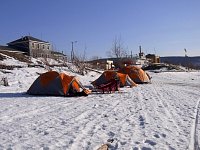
[47,46,49,50]
[32,43,34,48]
[37,44,39,49]
[43,45,45,49]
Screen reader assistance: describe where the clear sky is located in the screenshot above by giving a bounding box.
[1,0,200,58]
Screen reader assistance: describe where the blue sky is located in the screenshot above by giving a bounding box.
[1,0,200,58]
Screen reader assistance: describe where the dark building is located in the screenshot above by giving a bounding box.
[146,54,160,63]
[0,45,20,52]
[7,36,52,57]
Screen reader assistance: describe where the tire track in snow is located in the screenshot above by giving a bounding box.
[152,85,181,133]
[188,99,200,150]
[129,83,183,149]
[138,81,186,149]
[152,77,200,149]
[0,99,75,123]
[135,89,149,134]
[69,92,138,149]
[69,96,122,149]
[139,83,181,134]
[0,97,98,149]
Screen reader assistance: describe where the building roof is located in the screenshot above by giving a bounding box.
[50,51,66,56]
[7,36,49,45]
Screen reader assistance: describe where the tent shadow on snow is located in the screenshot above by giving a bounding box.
[0,92,30,98]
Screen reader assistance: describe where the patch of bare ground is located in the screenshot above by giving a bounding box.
[0,53,6,61]
[0,51,32,63]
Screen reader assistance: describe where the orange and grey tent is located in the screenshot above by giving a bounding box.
[118,66,150,83]
[91,70,137,88]
[27,71,90,96]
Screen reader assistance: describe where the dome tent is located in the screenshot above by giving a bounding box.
[27,71,90,96]
[118,66,150,83]
[91,70,137,88]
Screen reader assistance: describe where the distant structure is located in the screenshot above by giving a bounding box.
[0,36,67,61]
[88,59,114,70]
[146,54,160,64]
[135,45,148,66]
[7,36,51,57]
[123,46,160,66]
[88,45,162,69]
[184,48,188,57]
[139,45,145,59]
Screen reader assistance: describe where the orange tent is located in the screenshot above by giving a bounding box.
[118,66,150,83]
[91,70,137,88]
[27,71,90,96]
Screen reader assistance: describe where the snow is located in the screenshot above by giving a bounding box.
[0,55,27,67]
[0,61,200,149]
[36,57,65,66]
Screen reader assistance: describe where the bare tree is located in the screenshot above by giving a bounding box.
[90,56,102,61]
[73,50,88,75]
[108,36,127,58]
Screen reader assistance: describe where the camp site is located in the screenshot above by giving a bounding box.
[0,50,200,150]
[1,1,200,149]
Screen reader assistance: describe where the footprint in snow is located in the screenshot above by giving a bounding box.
[144,139,157,146]
[141,147,152,150]
[43,147,49,150]
[134,144,152,150]
[161,133,166,138]
[93,104,99,108]
[139,115,145,128]
[107,138,114,143]
[153,133,166,138]
[108,131,115,137]
[40,144,49,150]
[153,134,160,138]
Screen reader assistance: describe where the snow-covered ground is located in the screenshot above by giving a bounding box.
[0,53,28,67]
[0,65,200,149]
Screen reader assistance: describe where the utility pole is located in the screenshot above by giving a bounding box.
[184,48,189,70]
[71,41,77,62]
[139,45,142,58]
[131,51,132,58]
[184,48,187,57]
